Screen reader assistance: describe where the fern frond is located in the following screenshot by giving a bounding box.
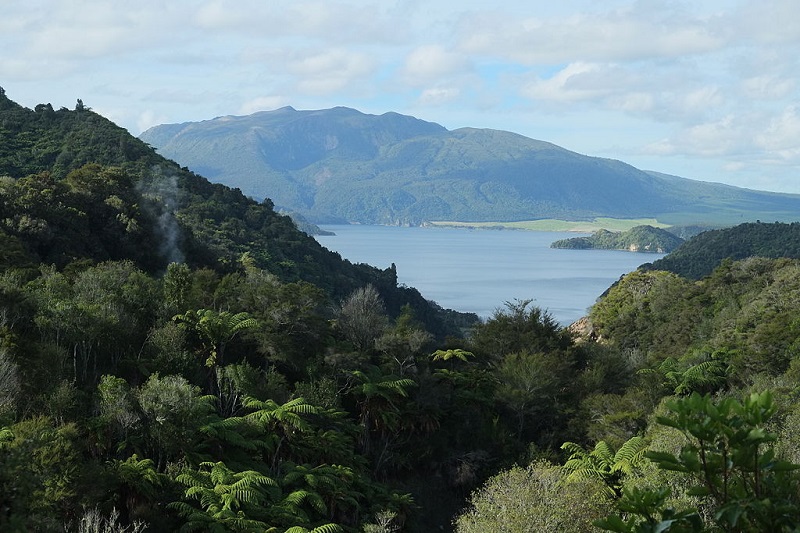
[612,436,648,474]
[593,440,614,463]
[560,440,588,458]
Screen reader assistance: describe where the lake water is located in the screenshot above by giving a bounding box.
[315,225,664,325]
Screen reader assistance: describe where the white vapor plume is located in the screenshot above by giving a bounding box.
[138,167,185,266]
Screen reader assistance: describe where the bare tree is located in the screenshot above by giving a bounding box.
[336,285,388,353]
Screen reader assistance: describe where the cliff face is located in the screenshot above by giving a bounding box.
[628,242,669,253]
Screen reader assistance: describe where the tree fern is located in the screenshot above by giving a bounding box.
[611,436,648,476]
[172,461,278,532]
[561,436,648,496]
[284,524,343,533]
[243,397,319,432]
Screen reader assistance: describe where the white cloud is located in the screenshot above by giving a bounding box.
[735,0,800,44]
[724,161,747,172]
[192,0,405,44]
[742,74,796,100]
[418,87,461,106]
[457,3,726,64]
[136,109,170,135]
[641,106,800,169]
[682,86,725,114]
[521,62,611,103]
[239,96,290,115]
[288,48,376,95]
[755,105,800,162]
[401,45,471,85]
[644,113,758,160]
[609,92,654,113]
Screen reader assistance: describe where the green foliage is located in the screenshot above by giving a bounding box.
[135,373,213,468]
[495,350,572,440]
[174,308,258,367]
[639,352,728,396]
[454,460,614,533]
[0,416,81,530]
[170,460,279,532]
[561,437,648,496]
[592,257,800,383]
[594,486,703,533]
[551,225,684,253]
[430,349,474,362]
[597,392,800,532]
[336,285,389,353]
[469,299,572,360]
[647,221,800,280]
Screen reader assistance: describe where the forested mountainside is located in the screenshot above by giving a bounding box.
[140,106,800,227]
[550,225,684,253]
[0,88,470,338]
[643,221,800,279]
[4,88,800,533]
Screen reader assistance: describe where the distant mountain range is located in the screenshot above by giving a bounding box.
[140,107,800,227]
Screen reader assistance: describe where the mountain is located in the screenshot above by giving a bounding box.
[550,225,684,253]
[140,107,800,226]
[0,88,474,337]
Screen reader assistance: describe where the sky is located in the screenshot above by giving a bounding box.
[2,0,800,193]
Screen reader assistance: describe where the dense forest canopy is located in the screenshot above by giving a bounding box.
[643,221,800,279]
[3,88,800,532]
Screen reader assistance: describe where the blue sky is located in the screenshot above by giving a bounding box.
[2,1,800,194]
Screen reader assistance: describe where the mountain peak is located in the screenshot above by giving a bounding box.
[139,107,800,227]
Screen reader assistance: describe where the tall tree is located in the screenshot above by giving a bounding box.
[336,285,387,353]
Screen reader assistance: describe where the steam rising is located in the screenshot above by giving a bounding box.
[138,167,185,265]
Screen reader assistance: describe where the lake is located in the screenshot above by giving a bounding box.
[315,225,664,325]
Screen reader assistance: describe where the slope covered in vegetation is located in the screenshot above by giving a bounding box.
[643,221,800,279]
[0,88,470,338]
[550,225,684,253]
[455,221,800,531]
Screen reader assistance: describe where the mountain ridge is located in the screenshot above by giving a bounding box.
[140,106,800,227]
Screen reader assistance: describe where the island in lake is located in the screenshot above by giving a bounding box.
[550,224,684,253]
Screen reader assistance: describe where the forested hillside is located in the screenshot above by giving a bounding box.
[550,225,683,253]
[0,88,470,338]
[643,221,800,279]
[0,90,633,532]
[456,223,800,532]
[4,88,800,533]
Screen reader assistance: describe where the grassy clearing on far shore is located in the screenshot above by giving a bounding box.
[427,218,670,232]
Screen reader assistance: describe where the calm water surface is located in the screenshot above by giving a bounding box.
[316,225,664,325]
